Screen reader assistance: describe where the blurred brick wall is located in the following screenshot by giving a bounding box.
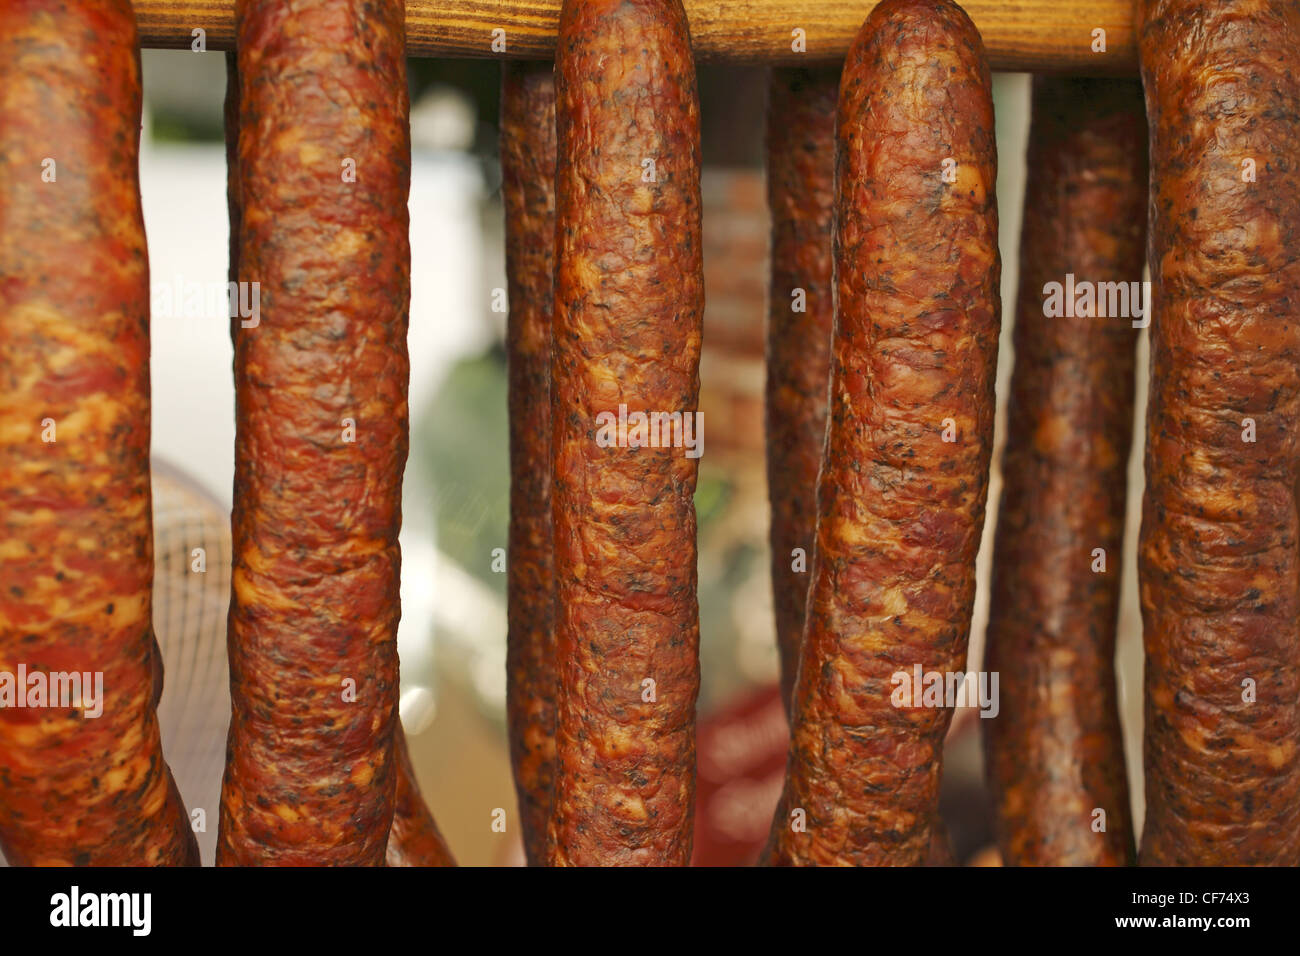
[699,167,769,461]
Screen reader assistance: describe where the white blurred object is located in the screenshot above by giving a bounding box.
[399,686,438,736]
[411,85,478,153]
[140,142,237,509]
[395,530,441,735]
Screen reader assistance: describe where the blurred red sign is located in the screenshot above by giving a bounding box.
[691,683,789,867]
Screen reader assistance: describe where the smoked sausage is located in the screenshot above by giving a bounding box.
[982,77,1145,867]
[765,67,838,717]
[547,0,704,866]
[501,60,559,868]
[385,722,456,867]
[218,0,411,866]
[1137,0,1300,865]
[0,0,198,867]
[766,0,1000,866]
[223,12,450,869]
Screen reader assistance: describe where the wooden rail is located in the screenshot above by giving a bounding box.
[134,1,1137,73]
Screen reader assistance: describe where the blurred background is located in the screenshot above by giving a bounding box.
[31,52,1148,866]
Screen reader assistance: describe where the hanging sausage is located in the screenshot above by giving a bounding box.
[983,76,1146,867]
[547,0,705,866]
[1137,0,1300,865]
[766,0,1000,866]
[218,0,412,865]
[0,0,198,867]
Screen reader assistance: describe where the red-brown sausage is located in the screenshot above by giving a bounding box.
[385,722,456,867]
[501,60,558,868]
[1137,0,1300,865]
[218,0,410,866]
[982,77,1145,867]
[548,0,704,866]
[221,41,450,869]
[766,0,1000,866]
[765,67,838,717]
[0,0,198,867]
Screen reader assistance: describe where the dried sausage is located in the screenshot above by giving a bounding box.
[221,36,446,868]
[221,29,447,868]
[984,76,1144,868]
[0,0,198,866]
[548,0,704,866]
[385,723,456,867]
[766,0,1000,866]
[1139,0,1300,866]
[217,0,410,866]
[1137,0,1300,865]
[765,67,838,717]
[982,77,1144,867]
[501,60,558,868]
[218,0,409,866]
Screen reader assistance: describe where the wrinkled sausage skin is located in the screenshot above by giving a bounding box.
[501,60,559,869]
[983,77,1145,868]
[766,0,1000,867]
[220,25,449,869]
[0,0,198,867]
[547,0,704,866]
[218,0,411,866]
[765,67,838,718]
[1137,0,1300,865]
[221,34,449,869]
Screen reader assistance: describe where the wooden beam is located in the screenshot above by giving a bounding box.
[133,1,1136,73]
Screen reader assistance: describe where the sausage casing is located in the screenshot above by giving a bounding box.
[982,77,1145,867]
[767,0,1000,866]
[218,0,410,866]
[547,0,704,866]
[501,60,559,868]
[0,0,198,867]
[765,67,838,717]
[1137,0,1300,865]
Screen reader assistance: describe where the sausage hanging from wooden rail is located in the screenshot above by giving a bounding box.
[982,76,1145,867]
[501,60,559,868]
[385,722,456,866]
[0,0,198,867]
[220,41,452,868]
[547,0,704,866]
[765,66,838,718]
[767,66,959,867]
[217,0,411,866]
[1137,0,1300,865]
[130,0,1139,73]
[765,0,1000,866]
